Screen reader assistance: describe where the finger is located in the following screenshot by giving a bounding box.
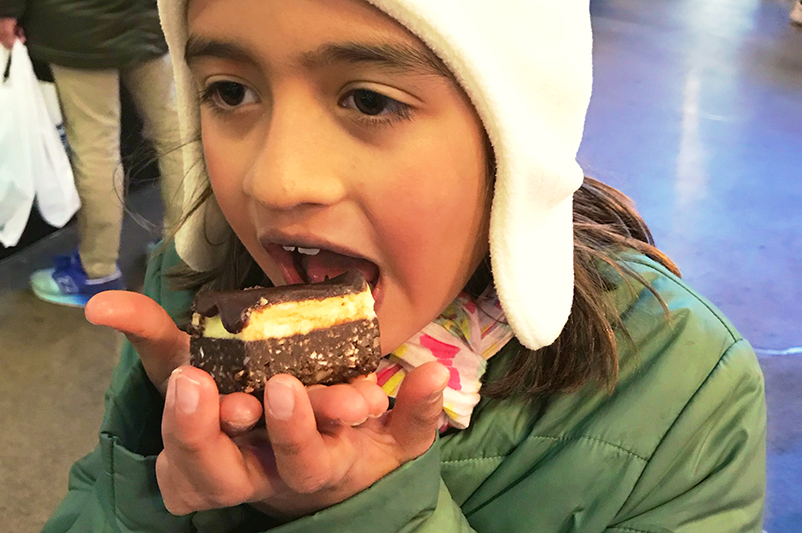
[159,366,258,513]
[349,377,390,419]
[386,362,449,458]
[162,366,223,454]
[220,392,263,437]
[307,384,369,426]
[86,291,189,394]
[263,375,339,493]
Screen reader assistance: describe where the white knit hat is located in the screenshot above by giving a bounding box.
[157,0,593,351]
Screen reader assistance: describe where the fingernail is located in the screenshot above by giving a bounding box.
[174,370,201,414]
[266,379,295,420]
[433,365,450,391]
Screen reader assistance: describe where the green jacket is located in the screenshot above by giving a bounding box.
[43,246,766,532]
[0,0,167,69]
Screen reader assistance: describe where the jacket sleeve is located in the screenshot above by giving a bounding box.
[606,339,767,533]
[44,405,478,533]
[0,0,26,20]
[41,344,196,533]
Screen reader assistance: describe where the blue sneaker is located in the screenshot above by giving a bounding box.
[30,250,126,308]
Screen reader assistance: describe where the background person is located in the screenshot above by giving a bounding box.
[0,0,183,307]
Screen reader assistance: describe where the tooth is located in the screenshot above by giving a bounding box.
[297,247,321,255]
[282,246,296,252]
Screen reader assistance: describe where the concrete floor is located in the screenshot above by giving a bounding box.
[1,0,800,531]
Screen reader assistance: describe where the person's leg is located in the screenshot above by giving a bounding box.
[121,54,185,236]
[50,64,124,278]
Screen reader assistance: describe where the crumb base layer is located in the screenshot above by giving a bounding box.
[190,318,381,393]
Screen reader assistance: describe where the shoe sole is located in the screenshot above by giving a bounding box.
[30,269,91,308]
[31,285,91,308]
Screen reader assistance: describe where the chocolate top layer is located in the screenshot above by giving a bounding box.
[193,271,370,333]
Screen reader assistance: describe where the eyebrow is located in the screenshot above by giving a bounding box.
[185,36,260,67]
[184,36,451,79]
[300,42,451,78]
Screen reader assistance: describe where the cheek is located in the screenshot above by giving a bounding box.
[372,138,489,285]
[370,157,488,354]
[200,125,287,285]
[202,128,251,229]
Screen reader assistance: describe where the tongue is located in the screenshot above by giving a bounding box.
[303,250,379,286]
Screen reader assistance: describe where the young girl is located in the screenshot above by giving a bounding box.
[44,0,767,531]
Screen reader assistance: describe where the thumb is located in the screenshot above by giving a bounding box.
[86,291,189,394]
[386,362,450,459]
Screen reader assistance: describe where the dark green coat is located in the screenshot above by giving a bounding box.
[0,0,167,69]
[43,245,767,532]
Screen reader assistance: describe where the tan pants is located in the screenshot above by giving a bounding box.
[51,55,184,278]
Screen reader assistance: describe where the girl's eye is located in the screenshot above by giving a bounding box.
[352,89,390,115]
[340,89,411,123]
[200,81,258,111]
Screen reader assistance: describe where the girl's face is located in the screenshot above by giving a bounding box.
[186,0,490,354]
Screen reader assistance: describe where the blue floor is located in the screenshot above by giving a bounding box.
[0,0,799,531]
[584,0,802,353]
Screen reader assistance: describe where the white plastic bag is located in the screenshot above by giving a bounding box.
[0,40,80,247]
[0,41,37,247]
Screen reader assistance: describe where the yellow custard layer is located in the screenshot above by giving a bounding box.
[198,290,375,340]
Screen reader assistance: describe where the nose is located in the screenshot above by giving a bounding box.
[244,92,348,211]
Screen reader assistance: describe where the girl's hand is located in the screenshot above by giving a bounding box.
[157,361,449,518]
[86,290,449,517]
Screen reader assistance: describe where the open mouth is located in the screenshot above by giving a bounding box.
[262,242,382,304]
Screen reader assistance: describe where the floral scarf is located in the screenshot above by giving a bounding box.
[376,287,514,430]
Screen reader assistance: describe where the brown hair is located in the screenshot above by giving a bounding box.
[480,177,678,399]
[168,176,678,400]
